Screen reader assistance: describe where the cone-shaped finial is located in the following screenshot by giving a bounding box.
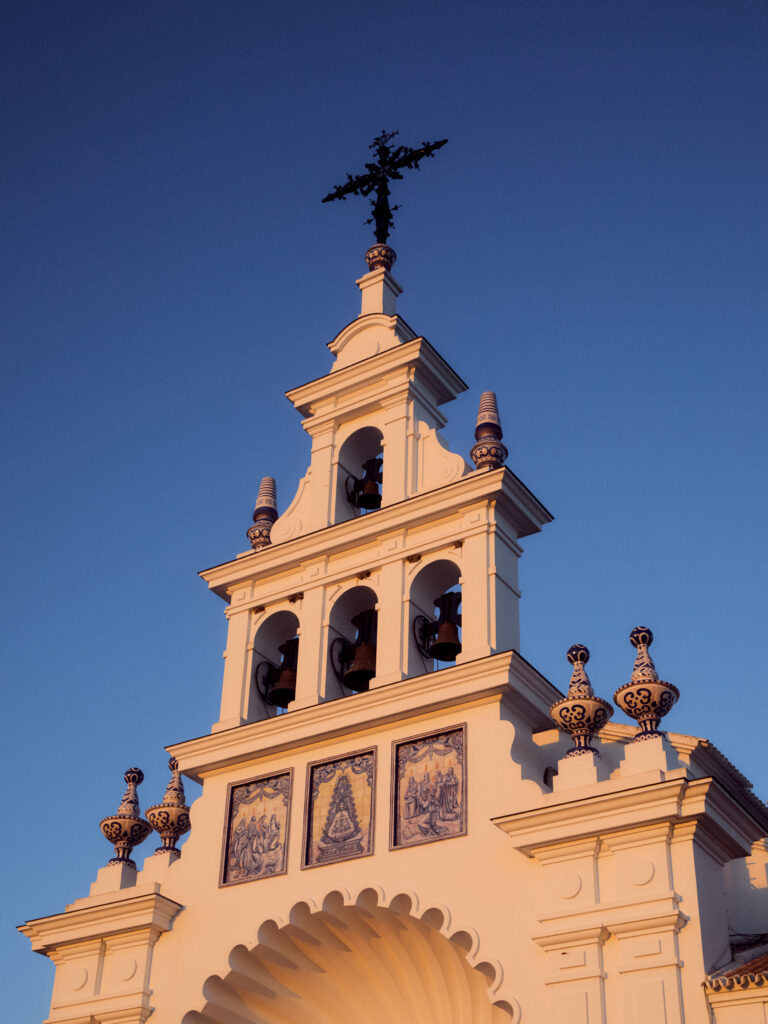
[161,757,186,806]
[146,756,191,856]
[99,767,151,868]
[629,626,659,682]
[254,476,277,516]
[476,391,503,434]
[565,644,594,698]
[614,627,679,741]
[248,476,278,550]
[470,391,508,469]
[550,644,613,756]
[117,767,144,814]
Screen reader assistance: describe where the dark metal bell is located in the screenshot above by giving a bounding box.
[358,480,381,510]
[343,642,377,691]
[346,457,382,510]
[341,608,377,691]
[429,621,461,662]
[357,457,382,510]
[268,637,298,708]
[428,592,462,662]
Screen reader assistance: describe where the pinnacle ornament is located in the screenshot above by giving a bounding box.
[613,627,679,741]
[146,757,191,856]
[549,645,613,756]
[247,476,278,550]
[470,391,508,470]
[99,767,152,868]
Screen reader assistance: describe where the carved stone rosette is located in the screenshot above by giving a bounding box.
[364,244,396,272]
[99,767,152,868]
[470,391,508,470]
[614,627,679,741]
[247,476,278,550]
[550,644,613,757]
[146,757,191,855]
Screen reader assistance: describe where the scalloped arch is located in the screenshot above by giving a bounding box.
[181,889,520,1024]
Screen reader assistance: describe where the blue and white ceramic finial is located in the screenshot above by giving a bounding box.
[470,391,508,470]
[614,627,679,741]
[248,476,278,550]
[550,645,613,757]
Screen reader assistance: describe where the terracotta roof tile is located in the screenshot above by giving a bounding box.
[706,951,768,991]
[723,952,768,978]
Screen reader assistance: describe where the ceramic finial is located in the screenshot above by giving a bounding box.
[470,391,508,469]
[550,645,613,756]
[247,476,278,550]
[365,243,396,272]
[99,768,151,868]
[146,757,191,856]
[565,644,594,697]
[614,627,679,741]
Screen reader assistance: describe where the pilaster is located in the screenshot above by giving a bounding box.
[213,605,251,731]
[371,556,408,686]
[293,588,325,710]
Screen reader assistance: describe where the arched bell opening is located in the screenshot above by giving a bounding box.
[408,559,462,677]
[327,585,379,697]
[251,610,300,716]
[182,894,517,1024]
[334,425,384,524]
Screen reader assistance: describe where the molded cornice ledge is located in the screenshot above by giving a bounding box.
[201,466,553,600]
[18,892,182,956]
[287,336,467,416]
[493,775,766,861]
[168,649,560,781]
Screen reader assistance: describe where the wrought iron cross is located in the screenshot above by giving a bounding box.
[322,130,448,244]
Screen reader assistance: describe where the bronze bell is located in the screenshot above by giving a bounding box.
[428,592,462,662]
[268,636,299,708]
[347,457,383,510]
[342,608,378,691]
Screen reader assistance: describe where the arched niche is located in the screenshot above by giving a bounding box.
[182,891,518,1024]
[326,584,379,698]
[408,559,462,678]
[334,425,384,525]
[250,609,300,718]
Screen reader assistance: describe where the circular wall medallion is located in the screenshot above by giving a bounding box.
[629,857,655,886]
[64,965,88,991]
[113,955,138,982]
[557,871,582,900]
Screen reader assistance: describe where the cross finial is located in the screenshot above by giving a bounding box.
[322,130,448,247]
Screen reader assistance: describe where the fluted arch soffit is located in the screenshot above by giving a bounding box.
[182,887,520,1024]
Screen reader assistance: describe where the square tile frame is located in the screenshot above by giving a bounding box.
[390,723,467,851]
[219,768,293,887]
[301,747,377,870]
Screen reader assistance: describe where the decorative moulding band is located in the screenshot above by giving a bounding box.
[200,464,554,598]
[168,649,558,782]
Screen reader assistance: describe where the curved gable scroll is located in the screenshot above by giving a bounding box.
[182,888,521,1024]
[328,314,417,371]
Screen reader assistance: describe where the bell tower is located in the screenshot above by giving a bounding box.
[20,136,768,1024]
[205,243,553,732]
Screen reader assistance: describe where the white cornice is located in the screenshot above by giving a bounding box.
[167,650,559,782]
[18,893,182,955]
[286,337,467,416]
[494,775,767,859]
[200,467,553,600]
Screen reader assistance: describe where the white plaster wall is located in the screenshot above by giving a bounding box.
[139,698,552,1020]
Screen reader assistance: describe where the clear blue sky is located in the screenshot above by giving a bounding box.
[3,1,767,1018]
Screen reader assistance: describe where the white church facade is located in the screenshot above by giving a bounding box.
[20,241,768,1024]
